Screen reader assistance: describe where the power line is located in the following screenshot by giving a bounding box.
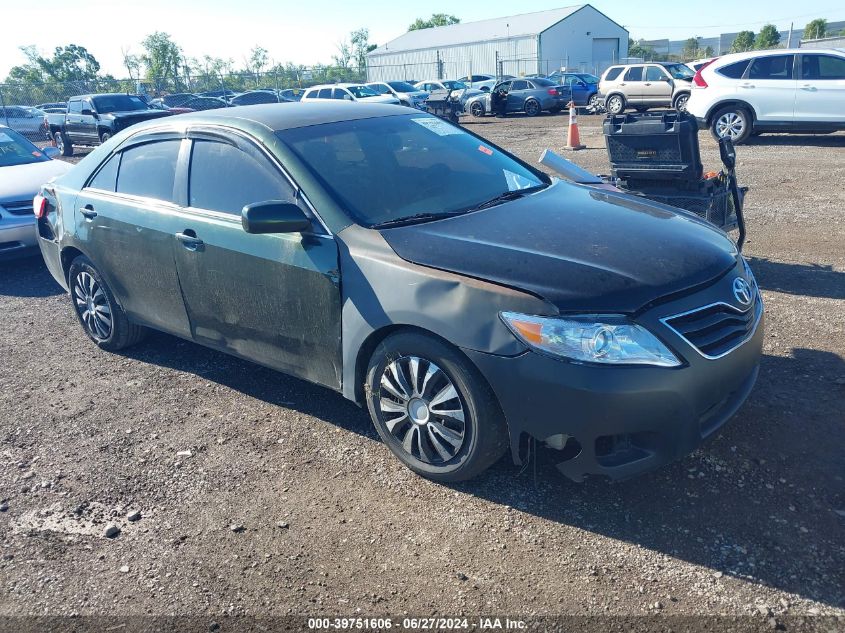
[624,8,841,30]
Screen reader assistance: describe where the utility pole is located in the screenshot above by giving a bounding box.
[787,22,793,47]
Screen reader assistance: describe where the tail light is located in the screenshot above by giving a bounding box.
[34,194,48,219]
[693,58,718,88]
[548,88,558,96]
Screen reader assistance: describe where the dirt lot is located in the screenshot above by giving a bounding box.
[1,114,843,629]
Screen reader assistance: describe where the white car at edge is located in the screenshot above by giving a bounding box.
[686,48,845,144]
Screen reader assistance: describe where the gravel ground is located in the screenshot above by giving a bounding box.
[1,114,843,628]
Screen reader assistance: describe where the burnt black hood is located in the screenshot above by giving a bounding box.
[379,181,738,314]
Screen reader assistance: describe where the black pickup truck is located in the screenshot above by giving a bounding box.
[45,94,173,156]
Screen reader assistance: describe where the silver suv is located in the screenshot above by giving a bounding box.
[600,62,695,114]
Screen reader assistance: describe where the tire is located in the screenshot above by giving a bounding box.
[68,256,146,351]
[524,99,541,117]
[673,93,690,112]
[606,94,625,114]
[365,332,509,483]
[710,105,752,144]
[54,131,73,156]
[99,131,111,144]
[469,101,485,118]
[588,93,601,108]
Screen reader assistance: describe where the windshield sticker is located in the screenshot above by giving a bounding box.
[411,117,462,136]
[503,170,537,191]
[478,145,493,156]
[32,151,43,157]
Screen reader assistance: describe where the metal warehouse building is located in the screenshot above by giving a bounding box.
[366,4,628,82]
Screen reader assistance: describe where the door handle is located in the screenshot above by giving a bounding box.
[740,83,754,89]
[176,231,204,251]
[801,85,817,91]
[80,205,97,219]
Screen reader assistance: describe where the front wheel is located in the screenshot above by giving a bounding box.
[68,256,146,351]
[673,93,690,112]
[366,332,509,482]
[99,131,111,144]
[524,99,541,117]
[606,94,625,114]
[711,106,752,144]
[469,101,485,117]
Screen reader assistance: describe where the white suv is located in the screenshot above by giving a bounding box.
[301,84,400,105]
[686,48,845,144]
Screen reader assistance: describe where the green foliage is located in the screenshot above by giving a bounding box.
[803,19,827,40]
[682,37,701,59]
[141,32,184,89]
[408,14,460,31]
[731,31,756,53]
[627,38,653,59]
[755,24,781,50]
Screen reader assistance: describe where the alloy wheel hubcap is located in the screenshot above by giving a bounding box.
[717,112,744,139]
[378,356,466,464]
[74,271,112,339]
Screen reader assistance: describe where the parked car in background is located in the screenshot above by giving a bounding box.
[366,81,429,108]
[465,78,569,117]
[600,62,694,113]
[154,93,198,108]
[35,102,763,483]
[279,89,305,101]
[0,106,48,142]
[0,125,71,260]
[413,80,482,104]
[199,89,237,100]
[301,84,400,104]
[229,90,292,106]
[36,102,67,111]
[177,96,231,111]
[547,72,601,106]
[45,94,174,156]
[456,74,515,91]
[687,48,845,144]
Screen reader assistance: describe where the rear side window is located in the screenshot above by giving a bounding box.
[511,80,529,90]
[116,140,181,202]
[318,88,332,98]
[748,55,794,80]
[717,59,750,79]
[88,154,120,192]
[624,66,644,81]
[802,54,845,80]
[604,67,623,81]
[188,140,294,215]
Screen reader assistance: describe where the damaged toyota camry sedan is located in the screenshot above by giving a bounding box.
[35,102,763,483]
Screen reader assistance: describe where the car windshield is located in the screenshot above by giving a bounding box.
[388,81,417,92]
[0,127,49,166]
[277,114,548,227]
[442,80,467,90]
[663,64,695,80]
[92,95,149,113]
[577,74,599,84]
[347,85,379,98]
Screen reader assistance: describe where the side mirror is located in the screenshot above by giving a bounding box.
[718,137,736,171]
[242,201,311,234]
[343,94,353,101]
[42,146,60,159]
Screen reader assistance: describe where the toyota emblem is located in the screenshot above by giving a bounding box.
[733,277,752,306]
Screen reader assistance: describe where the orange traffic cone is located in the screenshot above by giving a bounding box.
[565,101,585,151]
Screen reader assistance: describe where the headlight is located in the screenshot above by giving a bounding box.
[500,312,681,367]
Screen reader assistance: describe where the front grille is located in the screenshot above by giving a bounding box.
[1,200,34,216]
[663,293,762,359]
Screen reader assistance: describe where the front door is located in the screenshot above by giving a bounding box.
[742,54,796,122]
[507,80,530,111]
[172,133,342,389]
[79,98,99,142]
[74,136,192,337]
[796,53,845,122]
[642,65,673,106]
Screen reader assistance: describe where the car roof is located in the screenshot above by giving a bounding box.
[127,102,409,133]
[709,48,844,65]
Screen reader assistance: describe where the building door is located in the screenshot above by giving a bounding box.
[592,38,619,69]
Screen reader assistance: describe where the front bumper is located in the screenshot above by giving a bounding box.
[463,270,764,482]
[0,217,38,261]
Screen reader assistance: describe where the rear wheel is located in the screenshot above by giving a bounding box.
[68,256,146,351]
[588,93,601,108]
[366,332,509,482]
[673,93,690,112]
[606,94,625,114]
[470,101,485,117]
[711,105,752,144]
[54,131,73,156]
[524,99,541,117]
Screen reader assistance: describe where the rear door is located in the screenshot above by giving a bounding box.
[796,53,845,122]
[742,54,796,122]
[172,129,342,388]
[621,66,646,104]
[74,135,192,337]
[642,65,673,106]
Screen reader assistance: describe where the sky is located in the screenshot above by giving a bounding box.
[2,0,843,79]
